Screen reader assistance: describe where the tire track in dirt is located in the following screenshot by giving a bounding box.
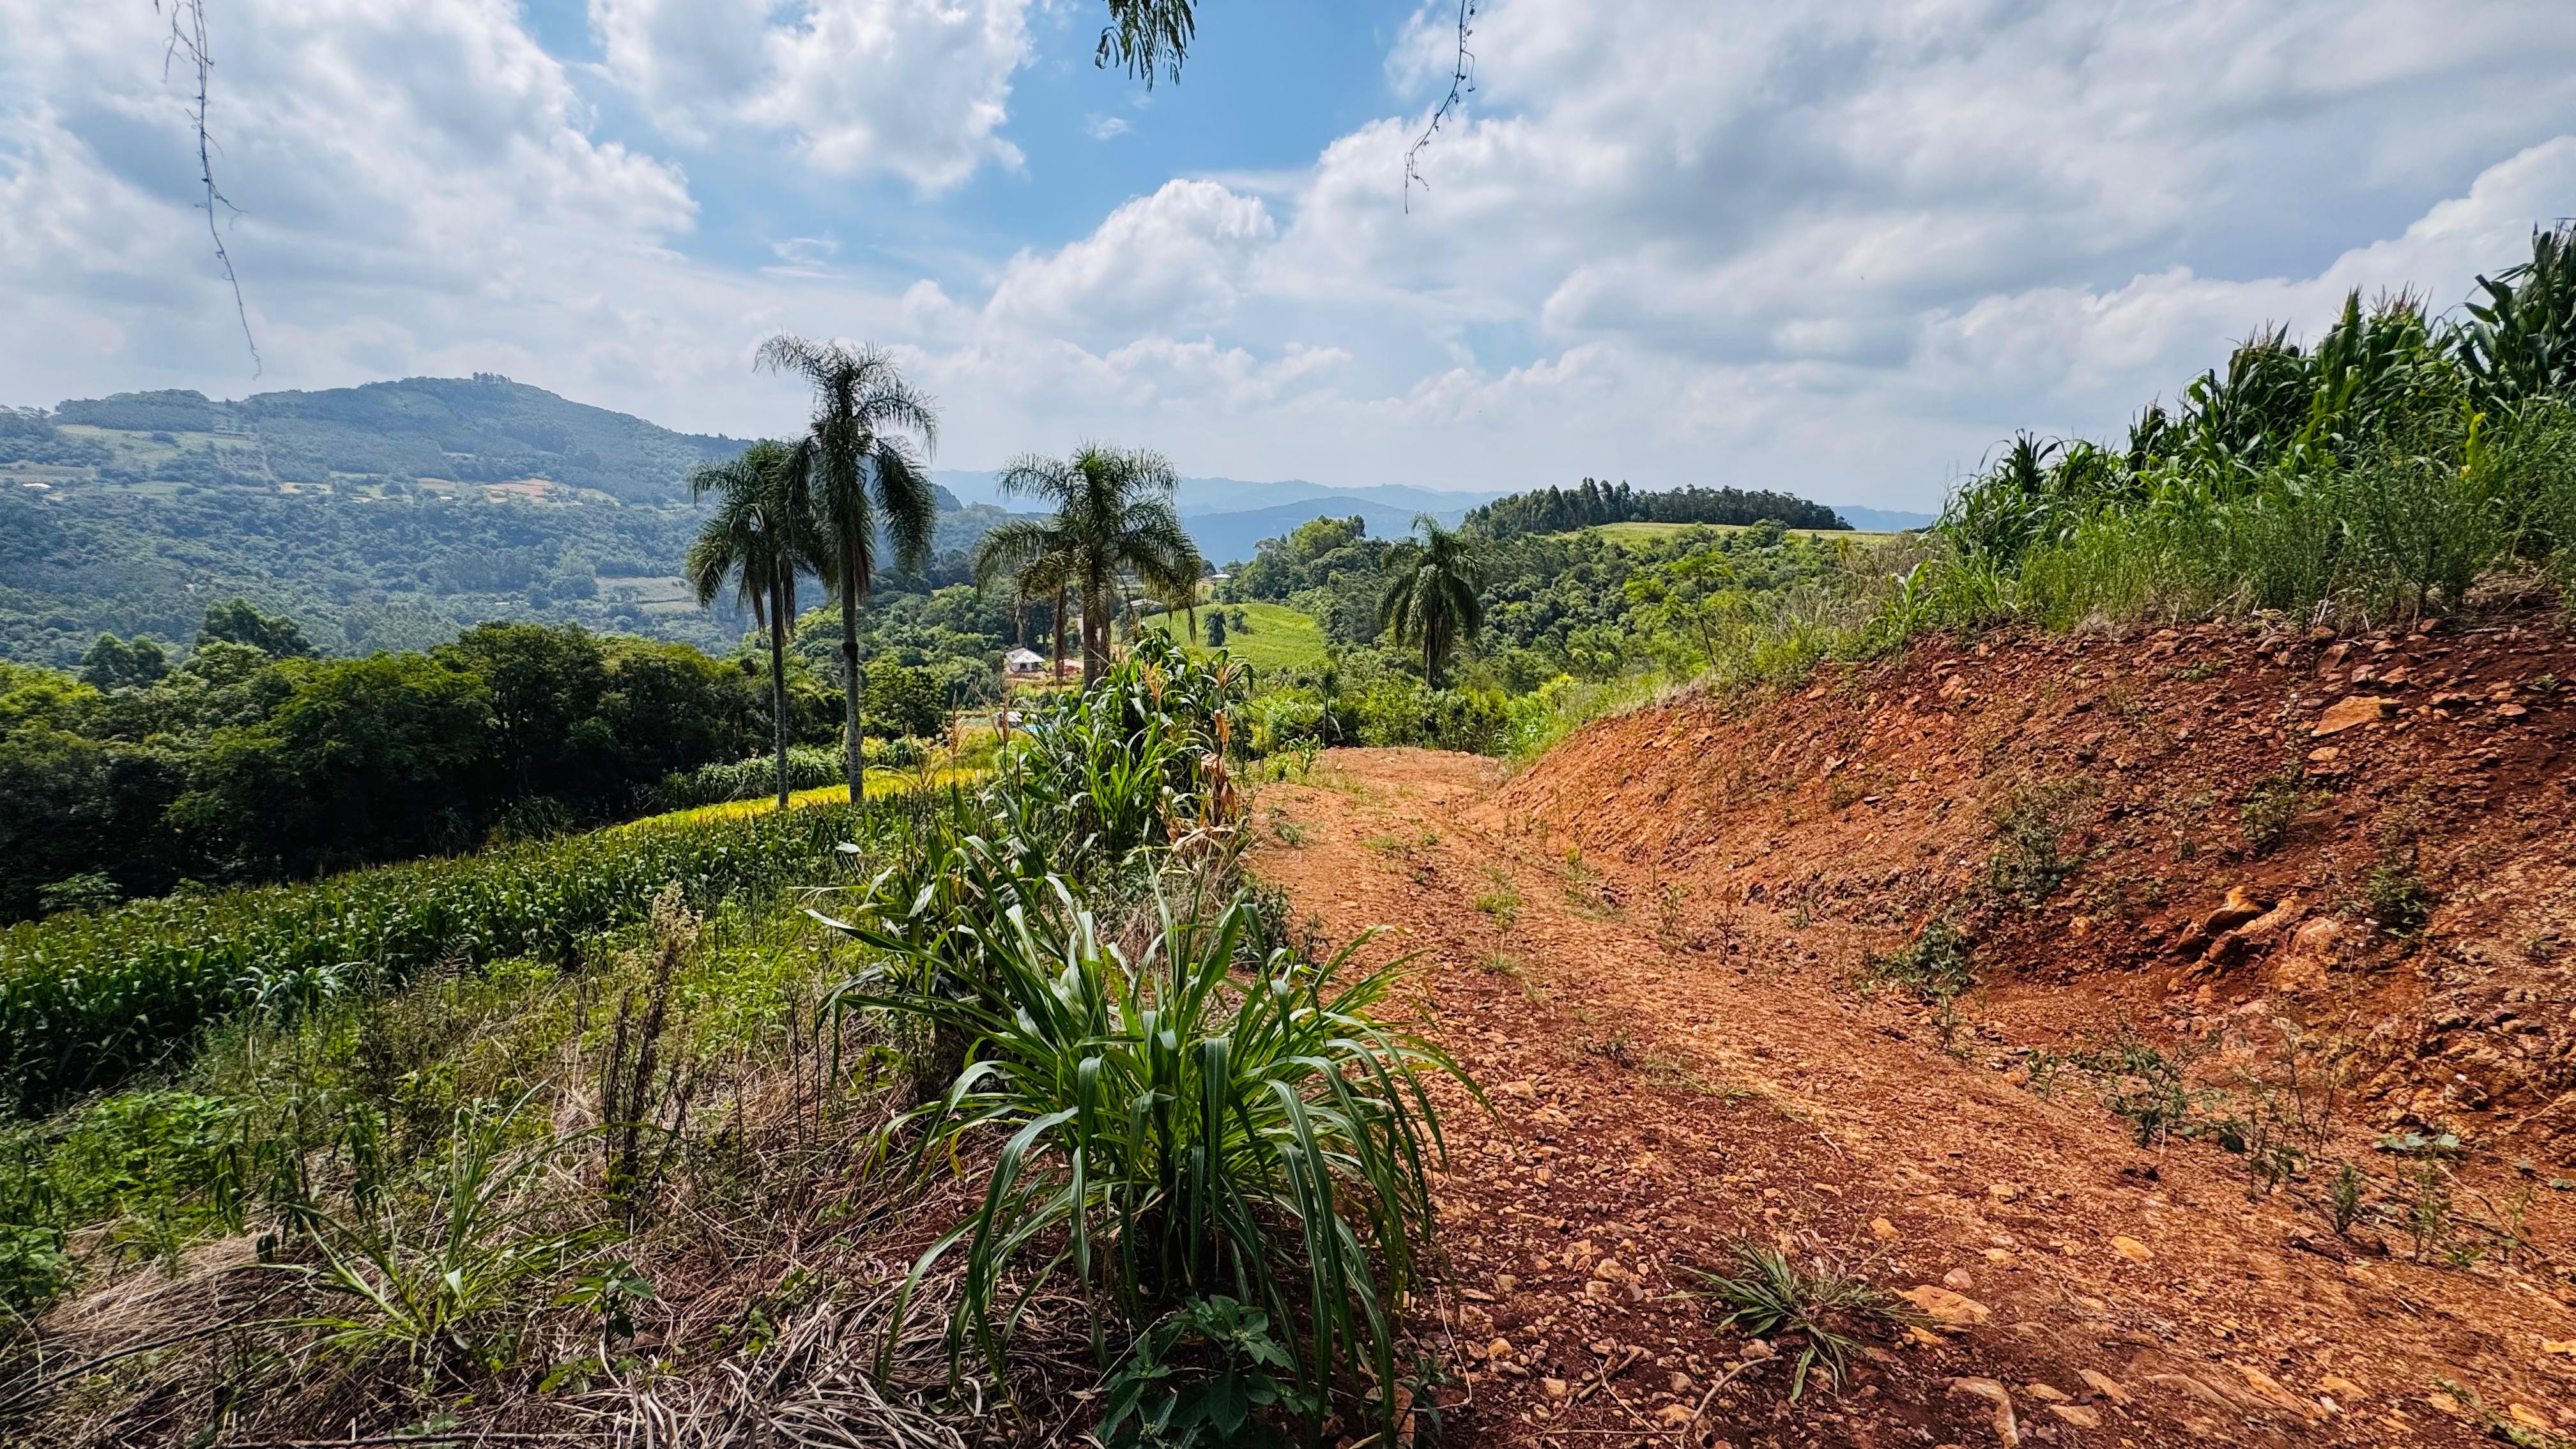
[1249,749,2571,1449]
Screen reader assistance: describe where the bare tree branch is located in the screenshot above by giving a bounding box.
[1403,0,1478,211]
[158,0,260,376]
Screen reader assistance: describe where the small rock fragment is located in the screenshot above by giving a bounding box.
[1871,1216,1899,1241]
[2109,1234,2154,1263]
[2046,1403,2101,1428]
[1948,1377,2020,1446]
[2077,1368,2131,1404]
[2313,696,2397,736]
[1898,1285,1992,1327]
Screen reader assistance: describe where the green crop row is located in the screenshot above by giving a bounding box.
[0,795,947,1114]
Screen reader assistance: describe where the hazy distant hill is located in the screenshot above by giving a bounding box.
[1181,497,1474,567]
[934,470,1496,518]
[0,378,994,666]
[933,471,1491,567]
[1834,505,1938,532]
[38,375,747,503]
[931,468,1928,562]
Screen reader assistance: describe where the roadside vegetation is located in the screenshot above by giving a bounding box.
[1213,226,2576,769]
[0,635,1464,1448]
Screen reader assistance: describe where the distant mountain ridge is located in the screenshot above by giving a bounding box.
[930,470,1497,519]
[43,376,747,503]
[933,469,1930,563]
[1835,505,1938,532]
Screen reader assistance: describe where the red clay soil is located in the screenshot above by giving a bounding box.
[1246,611,2576,1449]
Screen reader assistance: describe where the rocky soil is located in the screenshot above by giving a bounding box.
[1246,610,2576,1449]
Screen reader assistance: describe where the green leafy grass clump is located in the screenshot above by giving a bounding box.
[825,880,1462,1431]
[1864,917,1974,1002]
[1694,1243,1917,1400]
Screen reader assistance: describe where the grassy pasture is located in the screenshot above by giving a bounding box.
[1144,599,1330,673]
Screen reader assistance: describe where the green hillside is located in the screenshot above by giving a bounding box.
[31,374,744,503]
[0,379,1016,664]
[1143,599,1328,673]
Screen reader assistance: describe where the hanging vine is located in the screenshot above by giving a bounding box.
[1403,0,1477,210]
[157,0,261,376]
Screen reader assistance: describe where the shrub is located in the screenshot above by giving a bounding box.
[2239,769,2312,857]
[1243,693,1328,757]
[1867,918,1973,1002]
[818,870,1464,1444]
[1002,633,1248,861]
[2366,857,2435,937]
[1983,777,2095,906]
[656,745,845,810]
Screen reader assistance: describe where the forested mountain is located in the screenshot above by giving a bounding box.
[0,378,1010,664]
[33,374,745,502]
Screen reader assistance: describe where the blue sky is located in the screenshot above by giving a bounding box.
[7,1,2576,508]
[521,0,1416,277]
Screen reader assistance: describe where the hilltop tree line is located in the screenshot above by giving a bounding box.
[1464,477,1846,538]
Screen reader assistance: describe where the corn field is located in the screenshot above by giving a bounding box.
[0,797,926,1112]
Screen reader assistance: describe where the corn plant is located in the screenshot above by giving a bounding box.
[1001,634,1248,861]
[814,865,1468,1442]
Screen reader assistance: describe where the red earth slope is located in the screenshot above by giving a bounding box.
[1245,611,2576,1448]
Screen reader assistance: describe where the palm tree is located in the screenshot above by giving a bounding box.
[1379,516,1485,688]
[756,336,941,802]
[685,441,818,809]
[971,445,1204,687]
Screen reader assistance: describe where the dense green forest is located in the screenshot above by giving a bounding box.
[1,589,1030,923]
[1461,477,1849,537]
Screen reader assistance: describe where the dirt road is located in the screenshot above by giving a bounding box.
[1248,749,2575,1449]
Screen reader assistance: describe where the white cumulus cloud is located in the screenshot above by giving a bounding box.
[589,0,1028,188]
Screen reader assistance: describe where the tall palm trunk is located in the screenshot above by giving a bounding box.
[1052,586,1070,683]
[839,586,865,804]
[1080,578,1110,686]
[769,574,792,811]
